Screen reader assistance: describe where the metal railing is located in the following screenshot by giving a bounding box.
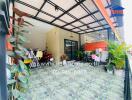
[124,55,131,100]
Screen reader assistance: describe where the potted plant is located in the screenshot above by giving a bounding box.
[74,50,83,61]
[107,41,127,76]
[60,54,68,65]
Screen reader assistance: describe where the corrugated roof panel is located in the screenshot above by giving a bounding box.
[42,3,63,17]
[94,27,103,30]
[81,16,95,24]
[60,15,75,23]
[101,0,109,7]
[69,6,87,18]
[64,25,74,29]
[104,25,109,28]
[53,20,66,26]
[52,0,76,10]
[37,12,54,22]
[72,28,81,32]
[86,29,93,32]
[94,12,103,19]
[80,26,87,30]
[20,0,43,8]
[89,22,99,27]
[15,0,118,34]
[100,20,107,25]
[15,3,38,16]
[72,21,83,26]
[83,0,97,12]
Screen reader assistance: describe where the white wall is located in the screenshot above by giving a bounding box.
[46,27,79,62]
[23,17,54,50]
[122,0,132,45]
[10,5,54,50]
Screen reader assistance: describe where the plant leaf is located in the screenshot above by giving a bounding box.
[18,74,28,84]
[8,36,16,43]
[7,51,15,57]
[18,35,27,42]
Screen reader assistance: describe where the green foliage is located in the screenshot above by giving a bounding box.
[107,41,128,70]
[74,50,83,60]
[7,24,31,99]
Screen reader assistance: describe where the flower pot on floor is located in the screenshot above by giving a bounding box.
[62,60,67,66]
[107,70,113,74]
[114,69,124,77]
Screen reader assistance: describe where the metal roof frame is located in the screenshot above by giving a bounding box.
[15,0,118,34]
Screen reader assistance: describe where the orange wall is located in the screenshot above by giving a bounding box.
[84,41,107,51]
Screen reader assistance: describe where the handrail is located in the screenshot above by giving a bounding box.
[124,55,131,100]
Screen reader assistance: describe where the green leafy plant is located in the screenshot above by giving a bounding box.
[7,24,31,99]
[74,50,83,61]
[107,41,127,70]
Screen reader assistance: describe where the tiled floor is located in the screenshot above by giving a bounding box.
[25,62,124,100]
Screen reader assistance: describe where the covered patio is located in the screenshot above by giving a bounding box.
[0,0,131,100]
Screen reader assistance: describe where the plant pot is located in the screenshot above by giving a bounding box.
[107,70,113,74]
[76,57,80,61]
[114,69,124,77]
[62,60,67,65]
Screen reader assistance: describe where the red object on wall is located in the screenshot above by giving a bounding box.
[84,41,108,51]
[6,20,13,51]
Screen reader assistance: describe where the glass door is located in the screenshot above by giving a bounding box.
[64,39,78,60]
[64,40,72,60]
[71,41,78,60]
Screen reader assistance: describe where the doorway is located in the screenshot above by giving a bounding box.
[64,39,78,60]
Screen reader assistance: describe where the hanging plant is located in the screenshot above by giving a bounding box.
[7,23,31,99]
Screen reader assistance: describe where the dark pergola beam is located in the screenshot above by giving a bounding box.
[48,0,90,29]
[77,23,108,32]
[71,18,105,30]
[50,0,86,23]
[15,0,84,32]
[47,0,88,32]
[91,0,110,30]
[61,5,111,28]
[77,21,117,33]
[16,0,118,35]
[75,0,104,30]
[75,1,95,31]
[71,15,114,30]
[35,0,47,17]
[28,14,80,34]
[61,10,99,28]
[82,4,106,29]
[16,0,39,10]
[80,26,118,35]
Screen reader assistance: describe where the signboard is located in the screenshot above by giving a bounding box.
[111,5,124,17]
